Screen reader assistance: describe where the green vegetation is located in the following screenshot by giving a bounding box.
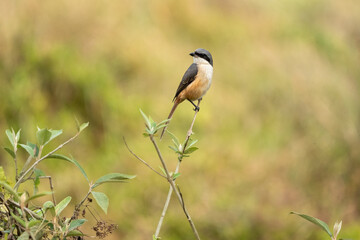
[291,212,342,240]
[1,0,360,239]
[1,126,135,239]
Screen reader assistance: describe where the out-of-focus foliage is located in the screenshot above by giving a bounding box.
[0,0,360,239]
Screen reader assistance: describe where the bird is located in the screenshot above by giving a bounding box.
[160,48,213,139]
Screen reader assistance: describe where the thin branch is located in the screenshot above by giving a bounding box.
[13,133,19,182]
[85,205,100,222]
[27,176,57,205]
[123,137,166,179]
[72,187,92,220]
[154,99,201,238]
[14,155,18,182]
[48,176,56,205]
[154,184,172,237]
[14,131,81,190]
[7,198,42,220]
[149,135,201,240]
[19,155,33,177]
[39,176,56,205]
[176,185,188,218]
[155,159,181,237]
[183,99,201,153]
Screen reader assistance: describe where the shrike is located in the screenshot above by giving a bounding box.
[160,48,213,139]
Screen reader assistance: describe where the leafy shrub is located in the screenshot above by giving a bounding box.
[0,123,135,239]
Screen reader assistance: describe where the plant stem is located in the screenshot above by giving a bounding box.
[40,176,56,205]
[6,198,42,220]
[154,161,180,237]
[150,135,201,240]
[14,155,18,182]
[19,155,33,178]
[123,137,166,179]
[14,135,19,182]
[73,187,92,219]
[14,131,80,190]
[154,99,201,238]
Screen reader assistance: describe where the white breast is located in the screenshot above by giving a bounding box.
[198,63,213,91]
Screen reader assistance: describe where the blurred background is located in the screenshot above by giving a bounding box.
[1,0,360,239]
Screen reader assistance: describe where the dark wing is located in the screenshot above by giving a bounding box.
[173,63,198,101]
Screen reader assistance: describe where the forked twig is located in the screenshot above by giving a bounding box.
[149,135,200,240]
[154,99,201,238]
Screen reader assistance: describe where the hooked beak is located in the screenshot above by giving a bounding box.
[189,52,195,57]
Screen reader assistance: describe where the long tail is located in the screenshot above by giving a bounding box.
[160,99,180,140]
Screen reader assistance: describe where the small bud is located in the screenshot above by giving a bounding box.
[20,192,27,210]
[333,220,342,239]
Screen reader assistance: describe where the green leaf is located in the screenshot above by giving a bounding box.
[92,173,136,189]
[0,181,19,201]
[157,118,170,126]
[19,144,35,157]
[4,147,15,158]
[156,118,170,130]
[41,201,56,217]
[69,219,87,231]
[155,124,167,132]
[33,169,45,194]
[172,172,181,180]
[159,166,166,176]
[18,231,29,240]
[91,191,109,214]
[140,109,151,129]
[66,230,85,237]
[26,142,39,157]
[55,196,71,216]
[42,201,55,216]
[78,122,89,133]
[184,147,198,154]
[167,131,179,147]
[27,219,42,228]
[5,129,15,148]
[150,117,156,129]
[16,129,21,142]
[26,192,53,203]
[34,168,45,178]
[36,128,52,146]
[290,211,332,237]
[49,129,63,142]
[10,212,26,227]
[187,139,198,149]
[153,235,160,240]
[168,145,178,153]
[46,154,89,182]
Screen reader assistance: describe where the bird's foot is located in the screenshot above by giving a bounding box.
[188,99,201,112]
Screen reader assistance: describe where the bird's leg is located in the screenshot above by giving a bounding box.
[188,99,201,111]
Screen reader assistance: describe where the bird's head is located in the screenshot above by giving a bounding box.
[190,48,213,66]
